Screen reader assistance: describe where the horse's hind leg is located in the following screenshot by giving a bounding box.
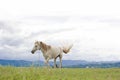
[59,56,62,68]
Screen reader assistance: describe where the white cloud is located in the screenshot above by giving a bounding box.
[0,0,120,61]
[1,16,120,61]
[0,0,120,19]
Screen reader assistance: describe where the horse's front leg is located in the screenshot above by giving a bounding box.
[54,58,57,68]
[45,57,50,68]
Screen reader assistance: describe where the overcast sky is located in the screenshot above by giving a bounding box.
[0,0,120,61]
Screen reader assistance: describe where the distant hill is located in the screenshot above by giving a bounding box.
[0,59,32,67]
[68,61,120,68]
[0,59,120,68]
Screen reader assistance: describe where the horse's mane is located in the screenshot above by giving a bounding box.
[40,42,51,52]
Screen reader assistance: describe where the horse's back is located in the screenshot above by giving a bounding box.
[48,46,62,58]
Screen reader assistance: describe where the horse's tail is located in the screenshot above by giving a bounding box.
[63,44,73,54]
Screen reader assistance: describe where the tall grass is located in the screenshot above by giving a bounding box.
[0,66,120,80]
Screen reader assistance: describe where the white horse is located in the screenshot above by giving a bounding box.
[31,41,73,68]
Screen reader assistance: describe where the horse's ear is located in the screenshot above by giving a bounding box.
[40,41,42,44]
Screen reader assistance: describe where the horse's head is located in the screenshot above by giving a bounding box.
[31,41,41,54]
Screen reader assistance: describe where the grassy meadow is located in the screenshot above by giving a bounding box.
[0,66,120,80]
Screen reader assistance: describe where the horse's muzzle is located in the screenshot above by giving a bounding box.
[31,50,34,54]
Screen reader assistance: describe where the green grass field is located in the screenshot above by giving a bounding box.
[0,66,120,80]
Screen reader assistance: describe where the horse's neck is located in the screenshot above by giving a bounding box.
[40,42,51,54]
[40,48,46,54]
